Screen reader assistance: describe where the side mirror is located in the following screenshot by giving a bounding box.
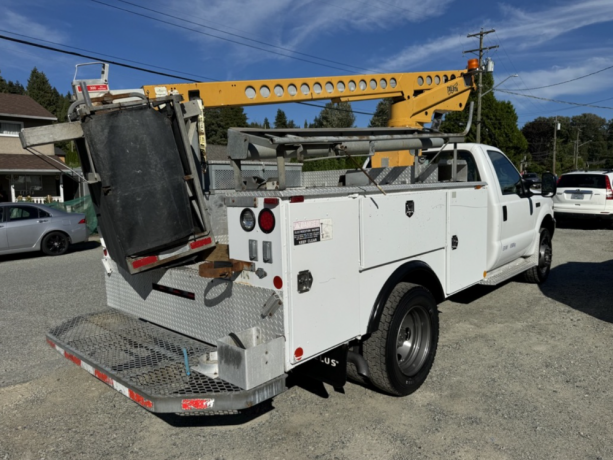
[541,173,557,197]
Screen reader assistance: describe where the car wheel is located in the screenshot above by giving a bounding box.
[363,283,439,396]
[524,228,552,284]
[41,231,70,256]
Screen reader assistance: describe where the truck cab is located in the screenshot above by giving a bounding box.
[427,143,555,273]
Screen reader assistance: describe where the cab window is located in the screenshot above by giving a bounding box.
[487,150,523,196]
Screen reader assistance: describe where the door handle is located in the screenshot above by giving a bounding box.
[37,219,49,223]
[502,206,507,222]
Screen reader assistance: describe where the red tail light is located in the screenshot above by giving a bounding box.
[264,198,279,206]
[605,176,613,200]
[78,218,86,224]
[273,276,283,289]
[258,209,276,234]
[103,249,108,257]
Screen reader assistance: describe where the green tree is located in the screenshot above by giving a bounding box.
[369,98,393,127]
[0,69,25,94]
[263,117,270,129]
[311,101,355,128]
[274,109,288,128]
[570,113,608,168]
[441,73,528,168]
[27,68,61,117]
[523,114,611,173]
[204,106,248,145]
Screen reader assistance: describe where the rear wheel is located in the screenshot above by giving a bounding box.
[41,231,69,256]
[524,228,552,284]
[363,283,439,396]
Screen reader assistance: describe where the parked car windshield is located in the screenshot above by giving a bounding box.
[558,174,606,188]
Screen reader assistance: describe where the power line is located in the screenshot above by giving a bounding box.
[506,64,613,91]
[0,33,372,119]
[116,0,374,74]
[0,33,203,82]
[0,29,217,82]
[497,89,613,109]
[517,94,613,121]
[297,101,375,116]
[492,31,541,113]
[91,0,363,74]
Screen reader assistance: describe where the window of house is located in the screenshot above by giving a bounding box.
[13,175,42,197]
[0,120,24,137]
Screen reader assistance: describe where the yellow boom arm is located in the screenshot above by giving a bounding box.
[142,66,475,130]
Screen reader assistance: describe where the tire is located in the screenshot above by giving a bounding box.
[41,231,70,256]
[363,283,439,396]
[523,228,552,284]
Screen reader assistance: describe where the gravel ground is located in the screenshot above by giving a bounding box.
[0,223,612,460]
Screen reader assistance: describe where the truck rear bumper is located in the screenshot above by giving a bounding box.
[47,310,287,413]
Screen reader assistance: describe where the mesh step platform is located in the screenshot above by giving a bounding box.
[47,309,287,413]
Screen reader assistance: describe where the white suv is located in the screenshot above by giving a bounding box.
[553,170,613,226]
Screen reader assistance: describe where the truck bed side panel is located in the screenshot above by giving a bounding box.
[360,191,446,269]
[105,262,284,345]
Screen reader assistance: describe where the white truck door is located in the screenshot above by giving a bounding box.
[446,187,488,294]
[486,149,536,266]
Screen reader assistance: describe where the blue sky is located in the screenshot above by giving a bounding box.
[1,0,613,129]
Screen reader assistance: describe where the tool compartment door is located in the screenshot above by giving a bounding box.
[360,191,447,270]
[446,188,488,294]
[287,197,360,364]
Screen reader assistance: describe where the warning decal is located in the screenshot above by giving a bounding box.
[293,219,333,246]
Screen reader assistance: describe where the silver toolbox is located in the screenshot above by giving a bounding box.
[217,327,285,390]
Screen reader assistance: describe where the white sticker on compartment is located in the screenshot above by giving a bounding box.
[293,218,333,245]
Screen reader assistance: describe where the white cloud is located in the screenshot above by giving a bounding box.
[145,0,455,68]
[0,11,67,44]
[0,10,71,75]
[376,0,613,71]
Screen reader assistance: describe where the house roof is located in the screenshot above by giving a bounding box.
[0,154,70,173]
[0,93,57,121]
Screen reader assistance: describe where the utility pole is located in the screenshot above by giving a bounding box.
[553,116,559,175]
[464,29,498,143]
[574,128,580,170]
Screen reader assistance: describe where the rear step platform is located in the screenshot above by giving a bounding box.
[47,310,287,413]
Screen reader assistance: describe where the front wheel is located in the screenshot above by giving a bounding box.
[363,283,439,396]
[523,228,552,284]
[41,231,69,256]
